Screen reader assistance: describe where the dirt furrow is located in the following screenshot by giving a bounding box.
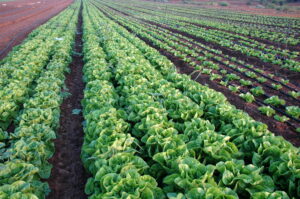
[47,2,88,198]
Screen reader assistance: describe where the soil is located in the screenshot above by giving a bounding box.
[46,3,88,199]
[0,0,73,59]
[99,6,300,146]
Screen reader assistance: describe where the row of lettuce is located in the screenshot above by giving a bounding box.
[0,2,80,198]
[101,0,300,72]
[124,0,300,29]
[1,0,299,198]
[81,1,300,199]
[106,0,300,45]
[94,2,300,131]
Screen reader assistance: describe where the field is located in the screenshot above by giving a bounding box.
[0,0,72,59]
[0,0,299,198]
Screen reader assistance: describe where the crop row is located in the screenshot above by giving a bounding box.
[99,0,295,82]
[104,0,300,46]
[81,1,300,198]
[100,0,300,72]
[135,3,300,36]
[130,0,300,29]
[0,2,79,198]
[92,2,300,133]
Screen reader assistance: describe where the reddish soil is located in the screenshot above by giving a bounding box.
[0,0,73,59]
[99,6,300,146]
[46,4,88,199]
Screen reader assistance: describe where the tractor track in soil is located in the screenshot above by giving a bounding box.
[46,3,88,198]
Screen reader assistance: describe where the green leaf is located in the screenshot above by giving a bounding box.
[72,109,82,115]
[141,187,154,199]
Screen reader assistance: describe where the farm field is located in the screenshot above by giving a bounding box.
[164,0,300,18]
[0,0,73,59]
[0,0,300,198]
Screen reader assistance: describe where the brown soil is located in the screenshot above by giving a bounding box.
[46,3,88,199]
[100,6,300,146]
[0,0,73,60]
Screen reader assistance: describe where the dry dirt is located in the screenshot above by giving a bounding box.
[0,0,73,59]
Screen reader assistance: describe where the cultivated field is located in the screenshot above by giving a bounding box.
[0,0,73,59]
[0,0,299,198]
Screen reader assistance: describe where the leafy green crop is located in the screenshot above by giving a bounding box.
[264,96,286,107]
[286,106,300,119]
[258,106,275,117]
[239,92,255,103]
[0,3,80,198]
[250,86,265,96]
[80,4,300,198]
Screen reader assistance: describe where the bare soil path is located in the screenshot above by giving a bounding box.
[46,3,88,198]
[0,0,73,59]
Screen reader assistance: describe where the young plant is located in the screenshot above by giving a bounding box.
[257,77,267,83]
[220,80,228,86]
[264,96,285,107]
[239,92,255,103]
[210,74,222,81]
[226,73,240,81]
[250,86,265,96]
[274,115,289,122]
[258,106,275,117]
[280,79,289,84]
[289,91,300,99]
[245,71,257,78]
[286,106,300,119]
[271,83,282,90]
[228,85,240,93]
[240,79,252,86]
